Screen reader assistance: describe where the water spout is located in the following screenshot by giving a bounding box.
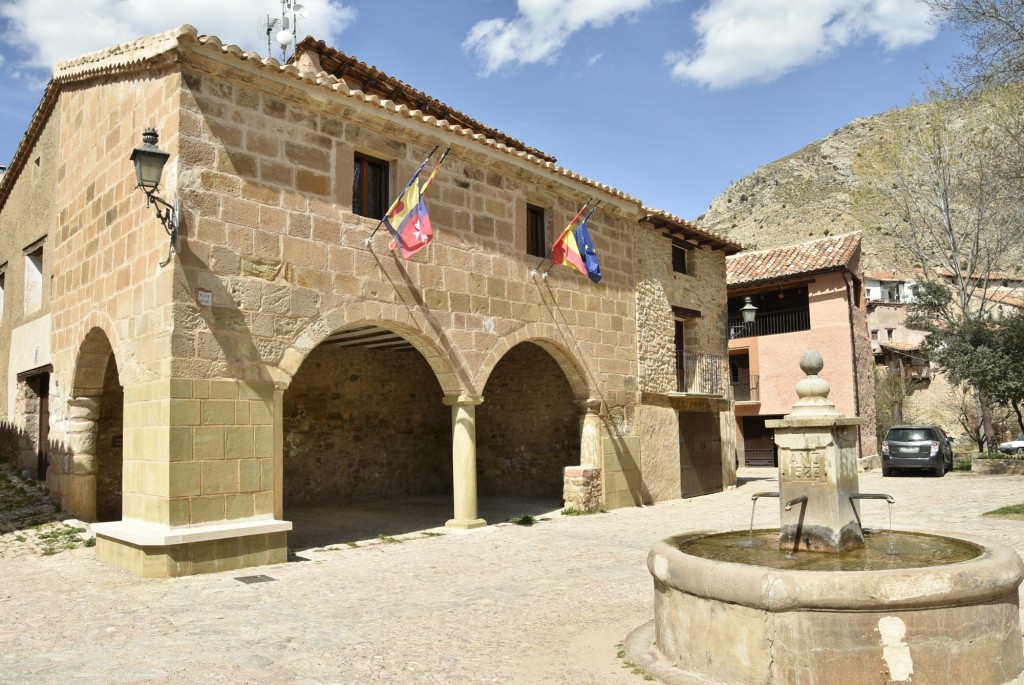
[784,495,808,511]
[849,494,897,553]
[746,493,780,546]
[849,493,895,504]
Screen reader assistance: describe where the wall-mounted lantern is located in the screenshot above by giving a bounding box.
[129,128,178,267]
[740,296,758,325]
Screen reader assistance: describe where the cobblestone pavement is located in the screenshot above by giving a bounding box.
[0,463,93,559]
[1,468,1023,684]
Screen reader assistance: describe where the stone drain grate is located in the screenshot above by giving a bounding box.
[234,574,277,584]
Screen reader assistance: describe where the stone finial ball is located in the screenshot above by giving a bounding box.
[799,350,824,376]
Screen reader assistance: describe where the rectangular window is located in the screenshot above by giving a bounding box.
[0,264,6,319]
[24,243,43,314]
[352,153,389,219]
[672,241,688,274]
[674,319,687,360]
[870,329,878,340]
[526,204,546,257]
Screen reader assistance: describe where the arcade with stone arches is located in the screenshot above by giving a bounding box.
[58,315,604,560]
[280,321,596,543]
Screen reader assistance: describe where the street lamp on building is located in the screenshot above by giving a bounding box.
[740,296,758,325]
[129,128,179,266]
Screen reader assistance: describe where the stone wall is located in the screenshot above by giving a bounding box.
[282,345,449,506]
[174,56,640,410]
[477,342,579,497]
[634,229,728,395]
[0,105,60,422]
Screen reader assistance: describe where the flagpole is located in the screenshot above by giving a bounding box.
[365,145,439,246]
[542,200,601,276]
[531,198,592,277]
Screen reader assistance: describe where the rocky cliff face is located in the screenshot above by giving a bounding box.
[697,110,913,269]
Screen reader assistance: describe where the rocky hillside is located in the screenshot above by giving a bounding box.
[696,109,918,269]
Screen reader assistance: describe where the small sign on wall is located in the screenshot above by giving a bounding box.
[197,288,213,307]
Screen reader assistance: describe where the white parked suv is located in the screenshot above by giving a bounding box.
[998,435,1024,455]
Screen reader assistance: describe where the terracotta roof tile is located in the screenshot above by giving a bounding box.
[879,340,921,352]
[726,232,861,287]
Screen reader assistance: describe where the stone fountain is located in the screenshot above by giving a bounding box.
[626,351,1024,685]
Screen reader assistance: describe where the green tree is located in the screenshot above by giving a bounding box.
[862,94,1024,447]
[987,309,1024,434]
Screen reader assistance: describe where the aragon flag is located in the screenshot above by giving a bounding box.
[386,147,449,258]
[394,196,433,258]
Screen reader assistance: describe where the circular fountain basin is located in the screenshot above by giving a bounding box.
[632,528,1024,685]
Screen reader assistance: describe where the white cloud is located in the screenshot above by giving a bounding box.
[0,0,356,74]
[667,0,938,89]
[463,0,658,75]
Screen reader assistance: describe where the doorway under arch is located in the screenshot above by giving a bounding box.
[69,327,123,522]
[281,325,451,548]
[477,341,581,500]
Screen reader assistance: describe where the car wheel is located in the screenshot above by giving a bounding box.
[934,463,945,477]
[1016,447,1024,455]
[882,467,891,477]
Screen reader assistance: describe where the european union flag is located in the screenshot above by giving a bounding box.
[573,221,602,283]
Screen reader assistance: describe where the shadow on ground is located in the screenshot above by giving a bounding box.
[286,495,564,553]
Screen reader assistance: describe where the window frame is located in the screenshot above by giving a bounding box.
[23,240,44,315]
[526,204,546,258]
[672,240,689,275]
[352,153,390,220]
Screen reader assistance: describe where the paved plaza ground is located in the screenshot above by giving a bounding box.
[2,467,1024,684]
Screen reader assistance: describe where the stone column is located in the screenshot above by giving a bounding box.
[444,394,486,530]
[62,396,100,521]
[578,398,603,468]
[273,388,284,520]
[767,351,864,552]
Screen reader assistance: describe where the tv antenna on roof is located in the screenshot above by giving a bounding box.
[257,15,280,59]
[259,1,307,62]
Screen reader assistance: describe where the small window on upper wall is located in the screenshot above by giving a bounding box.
[526,204,546,258]
[353,153,389,219]
[24,243,43,314]
[672,241,689,274]
[0,264,6,319]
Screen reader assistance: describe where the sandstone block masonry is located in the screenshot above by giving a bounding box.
[0,26,741,576]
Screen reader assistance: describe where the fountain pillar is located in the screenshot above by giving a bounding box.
[766,351,864,552]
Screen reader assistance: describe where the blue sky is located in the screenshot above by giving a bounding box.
[0,0,964,220]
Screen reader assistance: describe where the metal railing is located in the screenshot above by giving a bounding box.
[676,351,728,396]
[728,307,810,340]
[731,374,759,402]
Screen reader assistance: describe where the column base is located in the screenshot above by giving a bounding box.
[93,519,292,578]
[445,517,487,530]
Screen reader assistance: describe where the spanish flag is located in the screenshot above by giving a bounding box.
[549,222,587,275]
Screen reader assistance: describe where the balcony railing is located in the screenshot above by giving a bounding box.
[731,375,759,402]
[676,351,728,396]
[728,307,810,340]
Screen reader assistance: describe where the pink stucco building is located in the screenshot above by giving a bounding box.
[726,233,877,466]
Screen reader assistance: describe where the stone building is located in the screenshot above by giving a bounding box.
[726,232,877,466]
[0,26,741,577]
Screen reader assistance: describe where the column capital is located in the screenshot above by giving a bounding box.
[443,394,484,407]
[577,398,602,415]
